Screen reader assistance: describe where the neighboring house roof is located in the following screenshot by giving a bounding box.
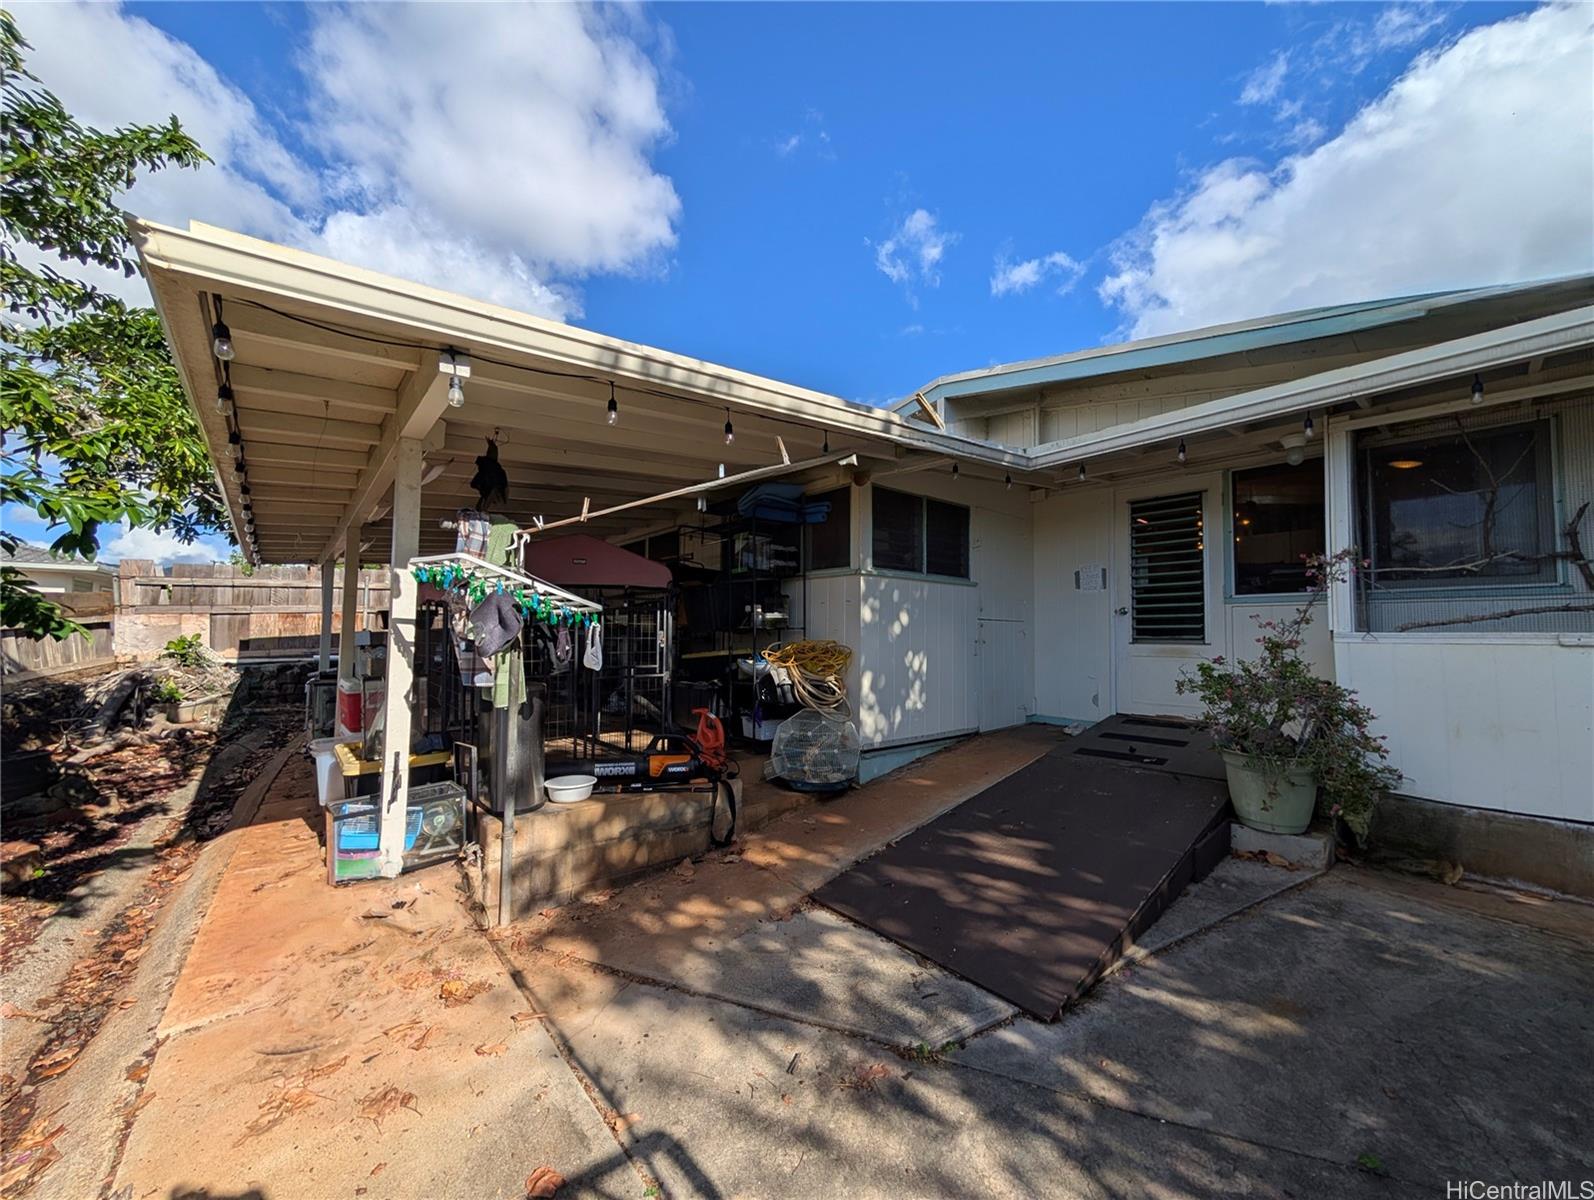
[0,543,117,573]
[912,274,1594,408]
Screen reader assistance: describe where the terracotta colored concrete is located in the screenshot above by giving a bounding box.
[118,760,632,1200]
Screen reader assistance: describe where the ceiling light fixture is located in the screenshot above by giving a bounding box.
[1388,459,1424,470]
[447,374,465,408]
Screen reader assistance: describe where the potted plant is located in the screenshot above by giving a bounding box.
[1176,551,1400,837]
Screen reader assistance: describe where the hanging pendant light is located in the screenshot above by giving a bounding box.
[447,374,465,408]
[1077,463,1087,482]
[1303,413,1315,440]
[607,381,618,425]
[1177,438,1187,464]
[211,298,235,361]
[723,408,734,445]
[1005,473,1013,490]
[951,462,960,480]
[215,381,233,414]
[1471,373,1485,405]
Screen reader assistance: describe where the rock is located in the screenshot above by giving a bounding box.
[1,841,43,892]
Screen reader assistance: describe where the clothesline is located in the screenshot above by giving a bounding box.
[408,552,604,615]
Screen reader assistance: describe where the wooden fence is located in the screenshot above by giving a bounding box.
[114,561,391,661]
[1,614,116,679]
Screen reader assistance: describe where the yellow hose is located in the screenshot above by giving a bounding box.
[762,640,853,716]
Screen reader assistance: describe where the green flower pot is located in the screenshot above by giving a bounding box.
[1219,750,1317,835]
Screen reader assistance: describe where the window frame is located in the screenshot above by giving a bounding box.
[802,486,853,573]
[1224,455,1327,602]
[1354,416,1563,596]
[869,485,972,581]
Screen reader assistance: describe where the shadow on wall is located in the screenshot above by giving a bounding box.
[856,578,973,747]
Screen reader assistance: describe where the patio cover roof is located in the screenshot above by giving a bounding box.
[132,218,1594,566]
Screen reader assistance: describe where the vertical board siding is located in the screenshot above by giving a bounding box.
[857,575,978,747]
[1336,638,1594,822]
[1031,487,1115,722]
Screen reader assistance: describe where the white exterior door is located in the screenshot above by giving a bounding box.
[1111,475,1227,716]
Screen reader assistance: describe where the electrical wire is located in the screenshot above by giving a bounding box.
[762,640,853,718]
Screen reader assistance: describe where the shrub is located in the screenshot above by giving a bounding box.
[1176,550,1401,838]
[162,633,207,668]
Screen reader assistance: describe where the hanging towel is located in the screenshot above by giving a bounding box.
[469,591,522,657]
[485,517,522,711]
[582,622,604,671]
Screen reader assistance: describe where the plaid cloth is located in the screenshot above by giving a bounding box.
[454,508,491,557]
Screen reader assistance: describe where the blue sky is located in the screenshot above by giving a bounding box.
[8,1,1591,561]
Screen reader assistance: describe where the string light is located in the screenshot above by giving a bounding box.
[951,462,960,480]
[1077,463,1087,482]
[822,430,830,454]
[607,381,618,425]
[215,380,233,414]
[211,298,234,361]
[1303,413,1315,439]
[723,408,734,445]
[1005,473,1013,490]
[447,374,465,408]
[1471,373,1485,406]
[1177,438,1187,464]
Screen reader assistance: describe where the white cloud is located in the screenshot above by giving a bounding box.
[990,250,1085,298]
[12,2,682,320]
[775,134,803,157]
[1101,3,1594,339]
[872,208,955,297]
[1240,52,1289,106]
[103,521,227,567]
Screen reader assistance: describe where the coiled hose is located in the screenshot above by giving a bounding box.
[762,640,853,718]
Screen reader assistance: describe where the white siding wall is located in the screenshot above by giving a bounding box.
[1335,638,1594,821]
[857,574,979,745]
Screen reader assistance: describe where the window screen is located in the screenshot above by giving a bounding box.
[1130,492,1206,642]
[925,499,970,578]
[804,487,851,571]
[872,487,924,572]
[1232,461,1325,595]
[1352,402,1592,635]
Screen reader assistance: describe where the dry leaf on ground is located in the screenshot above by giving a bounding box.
[839,1062,893,1092]
[474,1042,508,1057]
[510,1011,545,1025]
[526,1166,566,1197]
[358,1084,420,1128]
[439,978,490,1006]
[410,1025,438,1052]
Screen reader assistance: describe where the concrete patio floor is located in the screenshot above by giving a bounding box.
[90,734,1594,1199]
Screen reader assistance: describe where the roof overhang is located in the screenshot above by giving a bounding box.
[131,219,1030,564]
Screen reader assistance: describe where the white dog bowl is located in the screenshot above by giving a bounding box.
[545,774,598,804]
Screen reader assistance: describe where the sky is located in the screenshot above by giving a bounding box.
[7,1,1593,564]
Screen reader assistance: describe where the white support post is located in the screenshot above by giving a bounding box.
[317,562,335,674]
[377,438,423,878]
[337,526,361,734]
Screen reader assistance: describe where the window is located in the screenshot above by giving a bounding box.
[870,487,970,578]
[804,487,851,571]
[1231,461,1325,595]
[1130,492,1205,642]
[1358,420,1554,588]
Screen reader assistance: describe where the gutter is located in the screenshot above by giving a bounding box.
[1027,305,1594,469]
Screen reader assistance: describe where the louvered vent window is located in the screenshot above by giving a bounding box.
[1130,492,1206,642]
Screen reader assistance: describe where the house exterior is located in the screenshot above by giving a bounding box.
[132,218,1592,884]
[1,543,118,595]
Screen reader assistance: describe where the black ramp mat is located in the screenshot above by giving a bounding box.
[1060,713,1227,780]
[812,751,1230,1020]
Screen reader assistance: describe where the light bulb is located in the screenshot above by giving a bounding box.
[723,411,734,445]
[216,382,234,414]
[1077,463,1087,482]
[211,321,235,362]
[1005,473,1012,490]
[1303,413,1315,440]
[447,375,465,408]
[952,462,960,480]
[1177,438,1187,464]
[607,389,618,425]
[1471,374,1485,406]
[1286,447,1305,467]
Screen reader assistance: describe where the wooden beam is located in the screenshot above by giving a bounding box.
[242,409,384,452]
[227,302,422,371]
[229,364,398,418]
[316,352,448,562]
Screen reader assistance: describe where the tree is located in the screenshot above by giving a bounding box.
[1,9,226,638]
